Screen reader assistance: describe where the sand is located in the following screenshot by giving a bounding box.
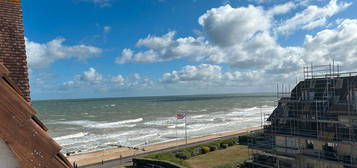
[67,126,261,166]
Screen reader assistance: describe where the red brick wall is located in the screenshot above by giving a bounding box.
[0,0,30,102]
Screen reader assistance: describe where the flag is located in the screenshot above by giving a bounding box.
[176,113,185,119]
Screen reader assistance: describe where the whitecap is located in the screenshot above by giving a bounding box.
[54,132,88,141]
[190,115,205,119]
[89,118,143,129]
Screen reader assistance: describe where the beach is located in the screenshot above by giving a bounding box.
[67,126,262,166]
[33,94,274,154]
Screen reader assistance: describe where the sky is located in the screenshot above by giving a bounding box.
[23,0,357,100]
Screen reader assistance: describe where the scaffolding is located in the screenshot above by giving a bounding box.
[246,64,357,168]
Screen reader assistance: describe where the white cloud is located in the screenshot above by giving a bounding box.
[64,67,103,87]
[162,64,223,83]
[103,26,112,33]
[136,31,176,49]
[25,37,102,68]
[303,19,357,69]
[198,4,270,46]
[114,1,355,91]
[114,3,298,68]
[62,68,153,92]
[133,73,141,80]
[111,75,125,86]
[80,0,112,8]
[276,0,351,34]
[161,64,269,89]
[115,49,134,64]
[267,2,296,15]
[115,32,220,64]
[82,67,103,83]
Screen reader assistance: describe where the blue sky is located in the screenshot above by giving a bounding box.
[23,0,356,100]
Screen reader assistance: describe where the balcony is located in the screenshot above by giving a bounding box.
[264,125,357,142]
[302,149,357,165]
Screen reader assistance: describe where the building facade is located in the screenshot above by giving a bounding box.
[246,65,357,168]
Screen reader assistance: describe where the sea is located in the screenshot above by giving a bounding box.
[32,94,276,154]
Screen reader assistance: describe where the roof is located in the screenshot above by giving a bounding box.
[0,64,72,168]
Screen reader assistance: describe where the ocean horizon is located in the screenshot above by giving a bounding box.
[32,93,276,154]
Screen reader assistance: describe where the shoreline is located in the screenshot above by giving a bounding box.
[67,126,262,166]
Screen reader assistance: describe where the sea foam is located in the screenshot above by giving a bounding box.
[54,132,88,141]
[55,118,143,129]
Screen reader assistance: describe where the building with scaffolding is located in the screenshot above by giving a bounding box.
[245,64,357,168]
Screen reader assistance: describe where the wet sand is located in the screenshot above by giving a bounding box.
[67,126,261,166]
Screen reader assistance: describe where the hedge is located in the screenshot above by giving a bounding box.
[133,158,187,168]
[201,146,210,154]
[144,152,191,167]
[175,151,192,160]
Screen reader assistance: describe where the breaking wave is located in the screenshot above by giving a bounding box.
[54,132,88,141]
[54,118,143,129]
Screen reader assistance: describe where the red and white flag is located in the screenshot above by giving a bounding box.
[176,113,185,119]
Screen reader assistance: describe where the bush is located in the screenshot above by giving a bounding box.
[191,147,202,156]
[208,142,220,148]
[144,152,191,168]
[221,143,229,149]
[201,146,210,154]
[220,138,237,146]
[133,158,186,168]
[175,151,191,160]
[210,146,218,151]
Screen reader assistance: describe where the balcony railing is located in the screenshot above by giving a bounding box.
[302,149,357,165]
[264,125,357,142]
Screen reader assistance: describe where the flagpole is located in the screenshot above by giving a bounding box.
[185,113,187,145]
[175,115,178,150]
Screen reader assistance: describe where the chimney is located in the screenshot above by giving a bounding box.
[0,0,30,101]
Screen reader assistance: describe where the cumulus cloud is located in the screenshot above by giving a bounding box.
[198,4,270,46]
[82,67,103,83]
[267,2,296,15]
[64,67,103,87]
[115,0,354,90]
[276,0,351,34]
[162,64,223,83]
[115,4,275,65]
[114,3,302,68]
[136,31,176,49]
[63,68,153,92]
[162,64,263,83]
[25,37,102,68]
[111,75,125,86]
[303,19,357,69]
[115,32,220,64]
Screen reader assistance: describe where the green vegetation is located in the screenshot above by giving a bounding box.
[133,158,186,168]
[112,163,132,168]
[175,150,192,160]
[201,146,210,154]
[138,136,243,168]
[186,145,249,168]
[144,152,192,168]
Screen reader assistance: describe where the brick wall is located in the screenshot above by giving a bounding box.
[0,0,30,101]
